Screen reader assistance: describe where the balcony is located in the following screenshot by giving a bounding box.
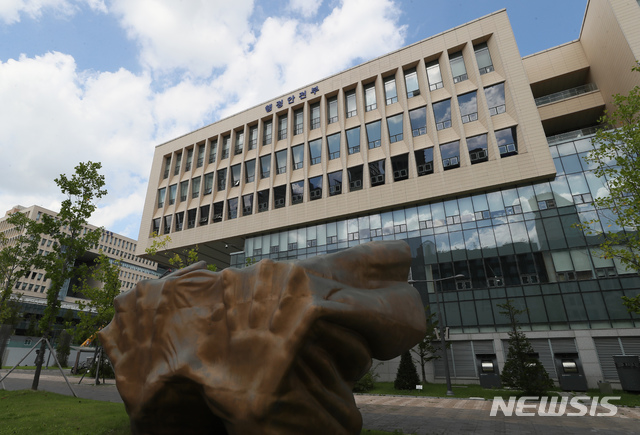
[535,83,598,107]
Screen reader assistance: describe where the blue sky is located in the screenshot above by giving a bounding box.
[0,0,587,239]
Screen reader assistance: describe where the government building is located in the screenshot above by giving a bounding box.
[137,0,640,388]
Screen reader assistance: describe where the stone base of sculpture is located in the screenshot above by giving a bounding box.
[99,240,426,434]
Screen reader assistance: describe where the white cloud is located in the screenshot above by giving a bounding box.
[288,0,322,18]
[0,0,105,24]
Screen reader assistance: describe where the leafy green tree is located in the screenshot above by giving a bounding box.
[410,308,442,384]
[498,300,554,396]
[576,62,640,312]
[31,161,107,390]
[394,350,420,391]
[146,233,217,272]
[0,211,42,325]
[55,330,72,367]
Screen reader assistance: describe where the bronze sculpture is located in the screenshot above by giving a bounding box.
[100,240,426,434]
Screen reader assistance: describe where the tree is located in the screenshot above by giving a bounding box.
[0,211,42,325]
[55,330,72,367]
[32,161,107,390]
[145,234,217,272]
[498,300,553,396]
[577,62,640,312]
[410,308,442,384]
[394,350,420,391]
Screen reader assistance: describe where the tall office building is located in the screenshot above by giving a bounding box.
[138,0,640,388]
[1,205,161,331]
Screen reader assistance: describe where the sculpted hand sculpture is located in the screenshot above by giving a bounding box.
[100,240,426,434]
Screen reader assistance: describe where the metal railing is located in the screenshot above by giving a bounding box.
[535,83,598,107]
[547,125,600,146]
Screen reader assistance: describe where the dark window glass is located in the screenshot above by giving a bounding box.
[242,193,253,216]
[174,153,182,175]
[346,126,360,154]
[364,83,377,111]
[467,134,488,164]
[163,215,172,234]
[345,90,357,118]
[213,202,224,222]
[449,51,467,83]
[291,181,304,205]
[485,82,506,116]
[248,126,258,149]
[263,120,273,145]
[369,159,386,187]
[221,136,230,159]
[309,139,322,165]
[274,185,286,209]
[276,149,287,174]
[294,109,304,135]
[327,133,341,160]
[187,209,196,229]
[185,148,193,171]
[404,68,420,98]
[230,164,241,187]
[474,42,494,74]
[328,170,342,196]
[391,154,409,181]
[199,205,209,226]
[387,113,403,143]
[327,96,338,124]
[291,144,304,170]
[278,115,287,140]
[168,184,177,204]
[174,212,184,231]
[458,91,478,123]
[191,177,200,198]
[180,180,188,201]
[366,120,381,149]
[433,99,452,130]
[217,168,227,191]
[197,144,205,167]
[209,140,217,163]
[415,148,434,176]
[257,190,269,213]
[409,106,427,137]
[245,160,256,183]
[426,60,443,91]
[384,76,397,105]
[152,218,160,235]
[163,156,171,178]
[496,127,518,157]
[228,198,238,219]
[234,130,244,155]
[260,155,271,178]
[440,141,460,170]
[309,176,323,201]
[348,165,363,191]
[310,103,320,129]
[203,173,214,195]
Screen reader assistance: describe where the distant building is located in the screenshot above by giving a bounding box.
[0,205,161,333]
[137,0,640,388]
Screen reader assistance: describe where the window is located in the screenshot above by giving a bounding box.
[260,155,271,178]
[263,120,273,145]
[278,114,287,141]
[168,184,177,205]
[180,180,189,201]
[366,120,381,149]
[485,82,506,116]
[383,76,397,105]
[309,176,323,201]
[175,212,184,231]
[257,190,269,213]
[163,156,171,179]
[235,130,244,155]
[364,83,377,111]
[242,194,253,216]
[348,166,363,191]
[276,149,287,174]
[369,160,386,187]
[274,185,286,209]
[157,187,166,208]
[387,113,403,143]
[248,125,258,150]
[346,126,360,154]
[409,106,427,137]
[327,96,338,124]
[467,134,488,164]
[404,68,420,98]
[310,103,320,130]
[433,99,452,130]
[186,148,193,171]
[191,176,201,198]
[245,159,256,182]
[187,209,196,229]
[291,144,304,170]
[309,139,322,165]
[174,152,182,175]
[291,181,304,205]
[230,164,241,187]
[440,141,460,169]
[213,202,224,222]
[221,135,230,159]
[209,139,217,163]
[327,133,341,160]
[474,42,494,75]
[415,148,434,176]
[197,144,205,167]
[458,91,478,123]
[199,205,210,226]
[294,109,304,135]
[228,198,238,219]
[217,168,227,191]
[345,90,357,118]
[426,60,443,91]
[328,171,342,196]
[449,51,467,83]
[496,127,518,157]
[391,154,409,181]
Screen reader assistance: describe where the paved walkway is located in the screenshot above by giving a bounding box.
[3,368,640,434]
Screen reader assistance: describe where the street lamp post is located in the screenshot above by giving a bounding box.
[409,273,465,397]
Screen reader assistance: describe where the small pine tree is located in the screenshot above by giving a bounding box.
[394,350,420,391]
[498,300,554,395]
[55,330,72,367]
